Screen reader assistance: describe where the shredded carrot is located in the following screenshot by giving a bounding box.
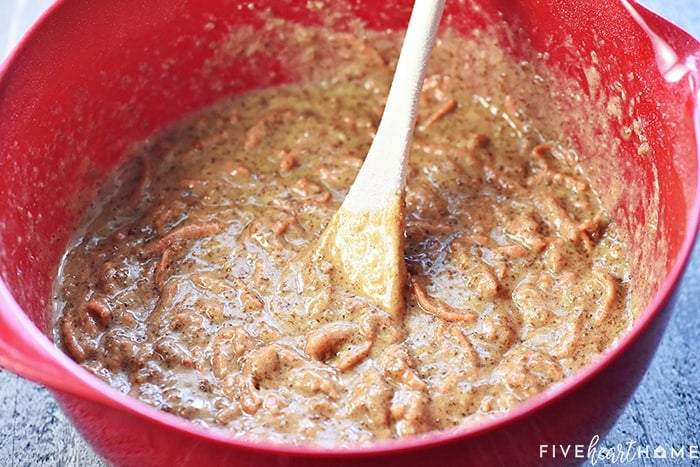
[154,248,174,288]
[244,110,296,150]
[146,220,223,256]
[85,298,112,325]
[335,340,373,372]
[60,319,86,363]
[420,98,457,131]
[593,269,617,322]
[412,281,477,323]
[132,156,151,203]
[305,322,356,361]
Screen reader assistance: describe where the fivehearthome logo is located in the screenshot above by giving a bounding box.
[539,435,700,464]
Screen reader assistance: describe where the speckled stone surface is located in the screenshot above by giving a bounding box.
[1,1,698,466]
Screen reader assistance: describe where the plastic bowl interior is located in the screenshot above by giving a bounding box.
[0,0,699,465]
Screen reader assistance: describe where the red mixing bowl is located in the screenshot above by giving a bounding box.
[0,0,699,465]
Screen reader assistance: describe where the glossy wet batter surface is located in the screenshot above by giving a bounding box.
[53,26,633,446]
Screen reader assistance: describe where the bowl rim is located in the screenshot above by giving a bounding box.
[0,0,699,459]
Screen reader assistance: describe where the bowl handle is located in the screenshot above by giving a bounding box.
[0,281,112,404]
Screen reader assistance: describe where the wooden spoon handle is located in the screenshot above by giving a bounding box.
[341,0,446,213]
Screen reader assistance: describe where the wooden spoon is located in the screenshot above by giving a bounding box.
[312,0,446,318]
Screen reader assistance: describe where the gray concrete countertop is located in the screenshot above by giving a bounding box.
[1,1,699,466]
